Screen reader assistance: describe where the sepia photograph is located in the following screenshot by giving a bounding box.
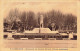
[3,1,77,48]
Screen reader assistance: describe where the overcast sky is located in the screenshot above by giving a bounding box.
[2,1,77,18]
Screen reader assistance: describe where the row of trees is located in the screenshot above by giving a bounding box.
[4,8,77,33]
[43,10,77,31]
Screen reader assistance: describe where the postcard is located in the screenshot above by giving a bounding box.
[0,0,79,51]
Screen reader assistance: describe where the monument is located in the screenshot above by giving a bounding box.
[24,15,58,33]
[40,15,43,28]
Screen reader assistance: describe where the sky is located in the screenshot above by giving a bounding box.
[2,0,77,18]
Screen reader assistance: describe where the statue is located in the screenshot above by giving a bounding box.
[40,15,43,28]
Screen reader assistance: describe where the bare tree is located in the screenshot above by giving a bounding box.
[27,11,37,30]
[64,14,77,30]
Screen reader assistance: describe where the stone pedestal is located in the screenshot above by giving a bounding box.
[69,33,73,39]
